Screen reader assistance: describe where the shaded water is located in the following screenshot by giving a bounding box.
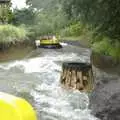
[0,43,98,120]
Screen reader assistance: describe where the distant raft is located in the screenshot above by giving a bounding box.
[35,35,62,49]
[0,92,37,120]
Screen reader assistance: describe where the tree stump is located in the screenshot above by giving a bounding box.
[60,62,94,92]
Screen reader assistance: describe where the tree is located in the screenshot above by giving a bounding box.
[26,0,59,10]
[12,8,36,25]
[0,1,12,24]
[60,0,120,40]
[25,0,68,36]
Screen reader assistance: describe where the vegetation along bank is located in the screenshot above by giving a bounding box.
[0,0,120,62]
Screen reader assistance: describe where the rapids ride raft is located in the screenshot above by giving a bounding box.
[0,92,37,120]
[35,35,62,49]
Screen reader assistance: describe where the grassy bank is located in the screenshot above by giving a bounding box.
[0,23,120,62]
[60,22,120,61]
[62,36,120,61]
[0,24,28,50]
[92,39,120,61]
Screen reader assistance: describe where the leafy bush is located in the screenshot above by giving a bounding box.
[92,38,111,55]
[109,41,120,60]
[0,24,27,44]
[61,0,120,41]
[60,22,84,37]
[26,24,54,40]
[92,38,120,60]
[60,22,93,38]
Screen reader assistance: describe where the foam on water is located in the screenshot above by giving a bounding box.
[0,52,89,73]
[0,46,98,120]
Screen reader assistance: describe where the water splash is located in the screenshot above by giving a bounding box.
[0,45,98,120]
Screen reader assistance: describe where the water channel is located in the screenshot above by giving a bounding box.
[0,43,99,120]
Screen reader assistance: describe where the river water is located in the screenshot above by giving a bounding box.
[0,43,98,120]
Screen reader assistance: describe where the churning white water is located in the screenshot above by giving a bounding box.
[0,44,98,120]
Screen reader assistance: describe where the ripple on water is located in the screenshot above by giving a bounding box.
[31,86,98,120]
[0,45,98,120]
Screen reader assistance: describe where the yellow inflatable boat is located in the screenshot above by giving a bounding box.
[0,92,37,120]
[35,35,62,49]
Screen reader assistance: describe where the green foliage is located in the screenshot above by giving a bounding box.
[0,0,119,61]
[9,0,67,40]
[92,38,111,55]
[60,0,120,41]
[26,0,60,10]
[0,2,12,23]
[12,8,36,25]
[92,38,120,60]
[59,0,120,60]
[26,24,54,40]
[109,41,120,60]
[60,22,93,38]
[17,1,68,39]
[0,24,27,44]
[60,22,82,37]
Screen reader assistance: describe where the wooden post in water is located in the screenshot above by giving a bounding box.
[60,62,94,92]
